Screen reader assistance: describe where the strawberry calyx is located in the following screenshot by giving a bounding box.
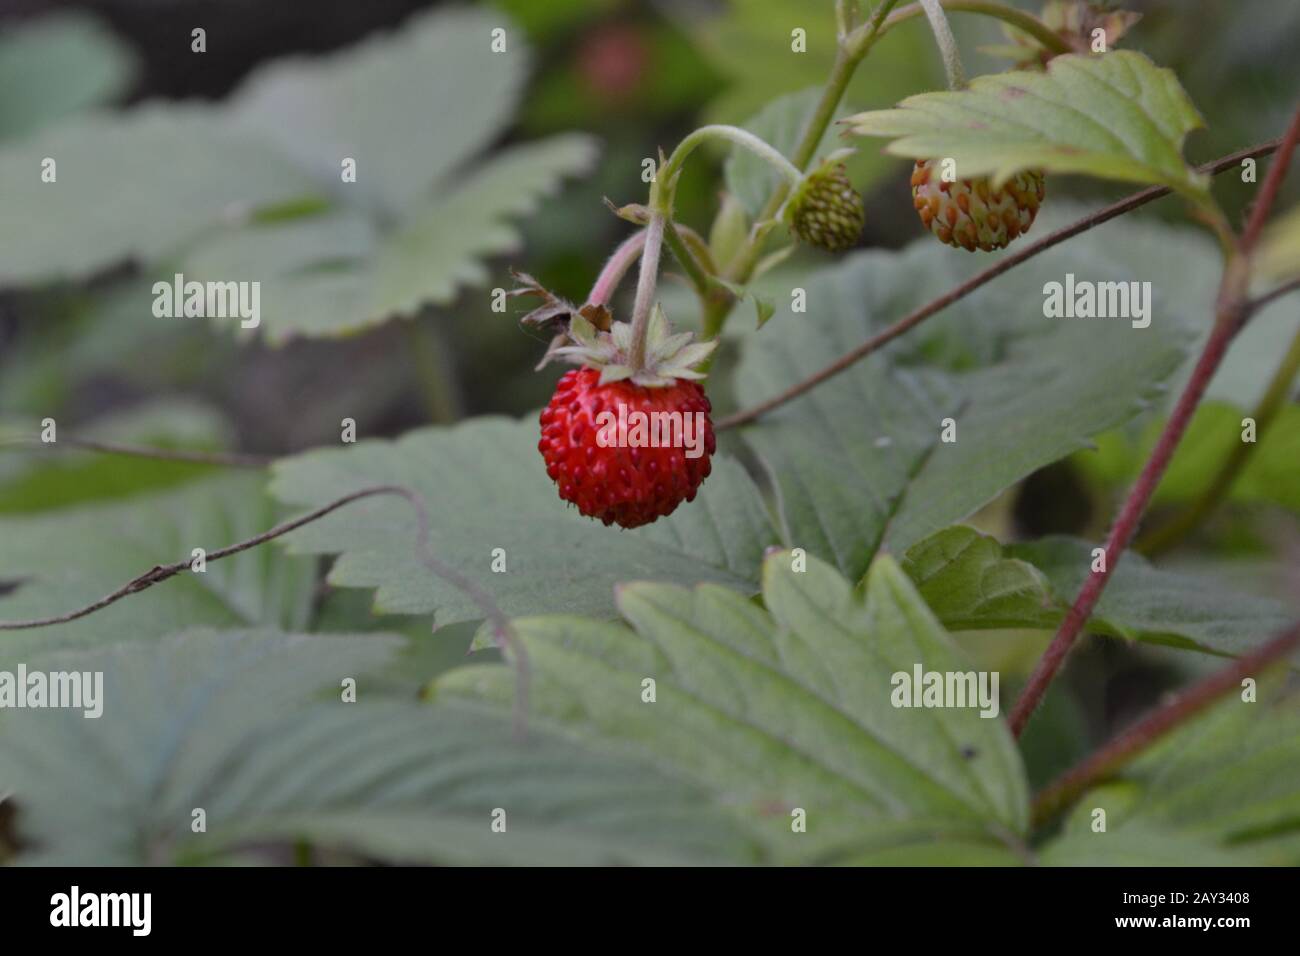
[552,304,716,388]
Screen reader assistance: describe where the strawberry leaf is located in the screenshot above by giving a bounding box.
[1078,400,1300,515]
[0,8,597,342]
[0,12,134,141]
[437,551,1030,863]
[0,107,321,285]
[0,630,752,865]
[845,51,1208,196]
[169,133,597,344]
[901,526,1295,661]
[268,418,780,624]
[734,218,1191,576]
[1042,677,1300,866]
[1256,203,1300,283]
[0,475,318,667]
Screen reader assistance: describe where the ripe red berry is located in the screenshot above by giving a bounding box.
[910,159,1045,252]
[539,367,715,529]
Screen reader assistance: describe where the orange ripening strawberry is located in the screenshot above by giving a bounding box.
[910,159,1045,251]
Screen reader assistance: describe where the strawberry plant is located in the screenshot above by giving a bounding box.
[0,0,1297,869]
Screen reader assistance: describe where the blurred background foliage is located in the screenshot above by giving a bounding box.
[0,0,1296,794]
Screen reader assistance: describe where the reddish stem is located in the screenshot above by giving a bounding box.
[1031,621,1300,827]
[1008,104,1300,737]
[1008,302,1244,736]
[1241,106,1300,253]
[587,229,648,307]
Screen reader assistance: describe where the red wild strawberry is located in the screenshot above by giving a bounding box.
[539,367,715,528]
[910,159,1045,252]
[525,294,719,529]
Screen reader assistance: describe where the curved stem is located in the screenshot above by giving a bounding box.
[877,1,1071,56]
[0,483,532,734]
[658,125,801,213]
[1250,275,1300,312]
[835,0,860,39]
[917,0,967,89]
[1009,271,1247,739]
[701,0,1063,341]
[1138,318,1300,556]
[1031,620,1300,828]
[1009,105,1300,738]
[717,139,1282,431]
[587,229,648,306]
[627,212,666,370]
[692,4,901,346]
[662,218,727,306]
[705,46,870,330]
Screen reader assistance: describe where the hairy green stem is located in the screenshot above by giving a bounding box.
[878,1,1071,55]
[701,0,1066,341]
[835,0,860,38]
[701,3,901,341]
[917,0,967,89]
[662,218,727,306]
[405,316,461,423]
[627,212,666,370]
[657,125,801,214]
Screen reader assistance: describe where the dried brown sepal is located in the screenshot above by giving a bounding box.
[508,269,581,334]
[988,1,1141,69]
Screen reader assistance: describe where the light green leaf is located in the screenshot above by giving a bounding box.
[734,232,1190,581]
[437,551,1030,863]
[1039,825,1250,867]
[362,134,598,321]
[901,526,1294,659]
[0,12,135,141]
[174,134,596,342]
[846,51,1208,195]
[0,107,322,285]
[1047,678,1300,865]
[227,7,527,214]
[1009,536,1294,658]
[0,7,597,343]
[0,399,235,513]
[1079,400,1300,515]
[0,629,753,865]
[268,417,780,624]
[0,475,317,667]
[1256,203,1300,283]
[674,0,939,164]
[900,526,1058,631]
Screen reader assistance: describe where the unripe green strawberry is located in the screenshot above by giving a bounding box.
[787,160,864,252]
[911,159,1045,252]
